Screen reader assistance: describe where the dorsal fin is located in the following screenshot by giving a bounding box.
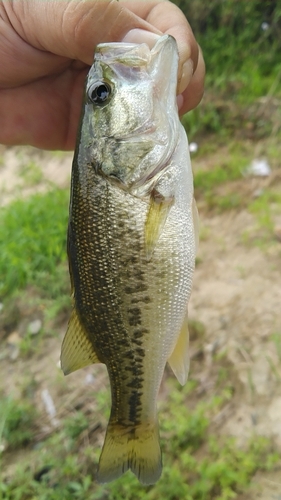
[61,307,101,375]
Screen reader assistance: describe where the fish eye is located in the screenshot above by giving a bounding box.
[88,81,112,105]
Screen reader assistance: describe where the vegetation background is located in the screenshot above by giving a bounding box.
[0,0,281,499]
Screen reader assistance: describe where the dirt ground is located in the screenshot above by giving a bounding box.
[0,143,281,498]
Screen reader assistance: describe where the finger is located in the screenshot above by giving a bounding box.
[128,1,199,83]
[4,0,203,100]
[0,2,70,88]
[4,0,198,76]
[3,0,157,65]
[178,45,205,115]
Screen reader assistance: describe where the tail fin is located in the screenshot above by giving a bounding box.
[97,421,162,485]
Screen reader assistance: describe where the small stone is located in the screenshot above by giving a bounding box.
[245,158,271,177]
[0,441,6,453]
[252,188,264,199]
[41,389,59,427]
[261,21,269,31]
[7,331,21,345]
[28,319,42,335]
[189,142,198,153]
[85,373,95,385]
[6,333,21,361]
[9,345,20,361]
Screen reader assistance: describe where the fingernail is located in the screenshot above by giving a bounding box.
[177,94,184,112]
[177,59,194,95]
[122,29,161,49]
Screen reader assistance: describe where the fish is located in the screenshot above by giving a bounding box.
[61,34,199,485]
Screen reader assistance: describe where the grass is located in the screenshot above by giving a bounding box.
[0,187,69,299]
[241,190,281,247]
[19,160,44,186]
[0,396,37,450]
[192,142,250,213]
[194,159,245,193]
[271,332,281,363]
[0,186,71,360]
[249,191,281,229]
[177,0,281,141]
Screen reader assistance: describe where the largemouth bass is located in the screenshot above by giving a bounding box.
[61,35,198,485]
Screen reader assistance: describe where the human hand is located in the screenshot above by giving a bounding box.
[0,0,205,150]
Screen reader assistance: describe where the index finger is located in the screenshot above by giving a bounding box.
[121,0,199,78]
[121,0,204,110]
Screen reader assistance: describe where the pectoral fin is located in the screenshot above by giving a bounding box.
[144,189,174,260]
[61,308,101,375]
[168,311,190,386]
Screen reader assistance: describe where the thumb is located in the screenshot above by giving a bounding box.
[6,0,160,64]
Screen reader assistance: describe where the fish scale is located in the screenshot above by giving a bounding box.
[70,175,147,423]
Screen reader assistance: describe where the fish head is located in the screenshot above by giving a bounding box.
[89,42,153,137]
[82,35,180,192]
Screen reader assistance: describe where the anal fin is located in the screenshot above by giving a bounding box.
[168,311,190,386]
[61,308,101,375]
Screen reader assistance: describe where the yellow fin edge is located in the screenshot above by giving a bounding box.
[168,311,190,386]
[144,190,173,260]
[97,421,162,485]
[61,308,101,375]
